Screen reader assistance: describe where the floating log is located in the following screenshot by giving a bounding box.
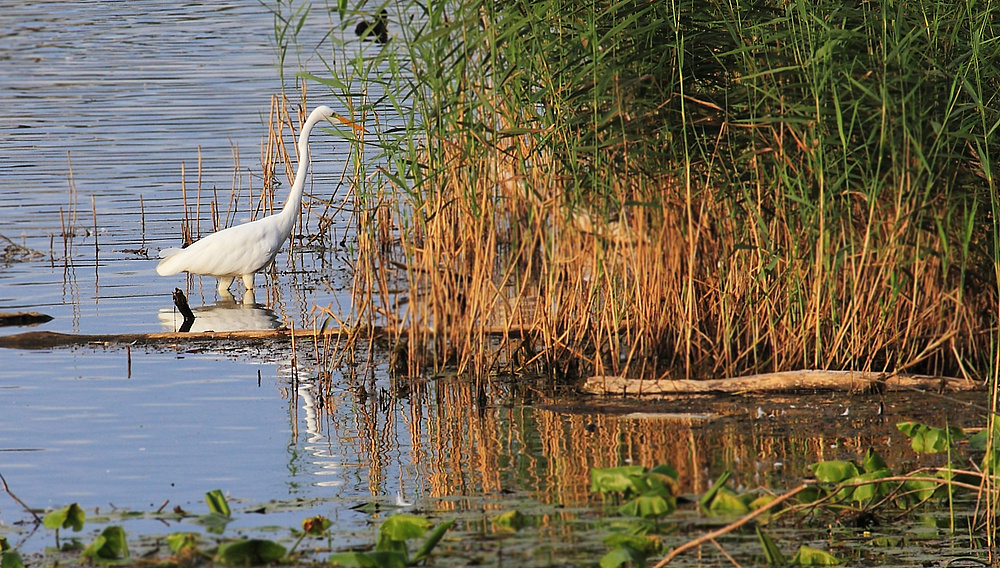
[0,311,54,327]
[582,370,980,395]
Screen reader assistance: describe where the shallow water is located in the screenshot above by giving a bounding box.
[0,1,358,336]
[0,2,992,565]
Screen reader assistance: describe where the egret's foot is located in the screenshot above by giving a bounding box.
[241,273,255,292]
[217,276,235,294]
[242,288,256,305]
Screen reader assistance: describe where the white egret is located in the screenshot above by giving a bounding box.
[156,105,340,295]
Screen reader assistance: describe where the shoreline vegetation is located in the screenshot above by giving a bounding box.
[321,0,998,385]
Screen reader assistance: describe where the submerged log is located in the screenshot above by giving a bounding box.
[583,370,979,395]
[0,311,54,327]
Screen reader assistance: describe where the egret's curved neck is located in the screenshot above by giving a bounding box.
[280,111,328,221]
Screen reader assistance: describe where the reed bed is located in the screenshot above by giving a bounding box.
[319,0,999,383]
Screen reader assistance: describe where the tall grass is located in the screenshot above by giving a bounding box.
[320,0,997,384]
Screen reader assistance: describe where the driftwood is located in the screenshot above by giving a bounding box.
[0,324,538,350]
[0,328,371,350]
[0,311,54,327]
[583,370,979,395]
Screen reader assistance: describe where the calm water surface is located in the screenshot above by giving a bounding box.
[0,2,990,564]
[0,0,398,547]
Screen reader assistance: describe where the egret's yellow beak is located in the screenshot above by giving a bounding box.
[335,115,368,134]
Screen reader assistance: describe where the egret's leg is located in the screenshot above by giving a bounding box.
[242,288,256,305]
[241,273,255,291]
[217,276,235,294]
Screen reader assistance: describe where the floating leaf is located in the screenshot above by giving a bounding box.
[492,510,527,531]
[968,422,999,451]
[216,539,286,565]
[195,512,233,530]
[350,502,383,514]
[81,526,128,560]
[167,532,200,553]
[850,469,893,503]
[902,479,938,502]
[862,449,888,473]
[599,546,646,568]
[329,551,407,567]
[377,514,430,551]
[897,422,964,454]
[591,466,646,495]
[749,494,777,510]
[603,534,662,555]
[756,526,786,565]
[968,424,1000,473]
[43,503,85,532]
[912,428,947,453]
[1,550,25,568]
[791,545,841,565]
[619,494,675,519]
[895,422,921,437]
[205,489,232,518]
[811,461,859,483]
[707,489,750,516]
[795,486,828,503]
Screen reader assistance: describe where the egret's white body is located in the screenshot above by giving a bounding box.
[156,105,336,294]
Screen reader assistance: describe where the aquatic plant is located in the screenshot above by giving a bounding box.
[3,420,994,567]
[329,514,455,567]
[590,435,996,566]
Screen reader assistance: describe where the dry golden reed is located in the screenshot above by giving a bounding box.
[333,0,998,384]
[364,126,993,383]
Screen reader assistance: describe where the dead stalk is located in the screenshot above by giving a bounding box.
[652,484,809,567]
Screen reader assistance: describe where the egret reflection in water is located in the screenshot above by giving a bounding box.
[157,291,282,332]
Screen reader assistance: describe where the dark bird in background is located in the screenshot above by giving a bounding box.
[355,9,389,44]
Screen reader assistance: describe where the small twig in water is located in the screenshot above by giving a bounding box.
[652,484,809,567]
[172,288,196,333]
[0,470,43,523]
[92,194,99,282]
[709,537,744,568]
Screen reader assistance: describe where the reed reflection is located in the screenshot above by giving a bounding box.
[286,367,912,514]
